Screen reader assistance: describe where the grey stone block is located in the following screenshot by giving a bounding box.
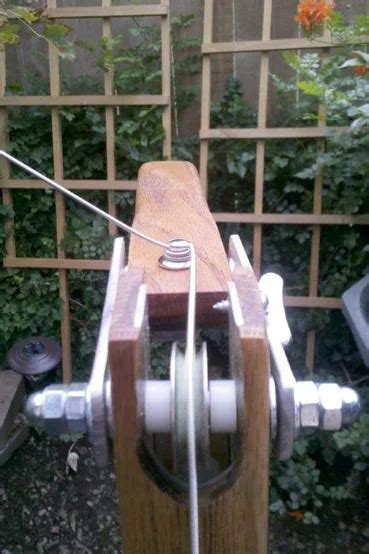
[342,274,369,367]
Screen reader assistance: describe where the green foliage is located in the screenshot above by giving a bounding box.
[0,22,19,45]
[1,7,369,523]
[327,12,369,45]
[150,341,171,380]
[205,27,369,523]
[0,14,199,373]
[208,77,256,213]
[0,2,75,59]
[266,22,369,520]
[270,437,326,524]
[270,405,369,524]
[0,267,61,359]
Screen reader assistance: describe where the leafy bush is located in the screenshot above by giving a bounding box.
[0,14,200,374]
[1,5,369,523]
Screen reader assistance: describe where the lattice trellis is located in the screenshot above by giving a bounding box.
[199,0,369,370]
[0,1,171,382]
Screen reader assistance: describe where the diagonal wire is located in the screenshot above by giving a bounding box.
[1,148,200,553]
[0,150,169,250]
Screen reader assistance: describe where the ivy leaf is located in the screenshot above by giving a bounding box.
[10,7,40,24]
[297,81,326,97]
[352,50,369,64]
[0,22,20,45]
[42,22,75,61]
[340,57,362,68]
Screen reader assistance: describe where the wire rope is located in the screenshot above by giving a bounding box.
[0,149,200,554]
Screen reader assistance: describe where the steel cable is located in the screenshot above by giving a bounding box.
[185,243,200,554]
[1,149,200,554]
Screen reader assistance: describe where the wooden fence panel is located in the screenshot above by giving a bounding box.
[2,0,369,377]
[1,1,171,381]
[200,0,369,371]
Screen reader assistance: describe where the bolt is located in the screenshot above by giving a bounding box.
[318,383,343,431]
[292,382,361,437]
[295,381,320,429]
[24,391,44,428]
[43,386,68,435]
[25,383,88,435]
[341,386,361,425]
[65,384,87,434]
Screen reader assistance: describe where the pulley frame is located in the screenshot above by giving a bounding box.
[19,159,361,554]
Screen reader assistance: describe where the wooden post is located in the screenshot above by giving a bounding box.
[109,161,270,553]
[48,0,72,382]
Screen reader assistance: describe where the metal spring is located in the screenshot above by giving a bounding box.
[159,239,192,270]
[164,239,191,262]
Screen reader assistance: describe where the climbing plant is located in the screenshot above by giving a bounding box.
[1,3,369,523]
[0,1,75,57]
[0,14,200,378]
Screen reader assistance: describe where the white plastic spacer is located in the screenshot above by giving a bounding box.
[144,379,237,434]
[209,380,237,433]
[144,380,171,433]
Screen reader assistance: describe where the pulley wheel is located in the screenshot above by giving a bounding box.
[170,342,210,477]
[7,336,62,376]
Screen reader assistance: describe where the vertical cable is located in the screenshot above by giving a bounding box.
[185,243,199,554]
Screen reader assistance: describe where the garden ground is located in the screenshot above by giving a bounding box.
[0,434,368,553]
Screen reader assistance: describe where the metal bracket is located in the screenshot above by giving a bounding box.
[85,236,125,465]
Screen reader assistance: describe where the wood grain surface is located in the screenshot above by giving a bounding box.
[110,160,269,552]
[128,161,230,329]
[109,263,269,553]
[0,370,24,447]
[109,270,187,553]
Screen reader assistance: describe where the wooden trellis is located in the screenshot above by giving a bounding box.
[199,0,369,370]
[0,0,171,382]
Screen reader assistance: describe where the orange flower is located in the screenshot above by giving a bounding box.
[288,510,305,522]
[295,0,335,33]
[353,65,368,76]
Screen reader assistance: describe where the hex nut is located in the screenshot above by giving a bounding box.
[318,383,342,431]
[295,381,319,429]
[43,385,68,435]
[65,383,87,434]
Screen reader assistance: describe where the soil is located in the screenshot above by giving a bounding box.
[0,433,368,553]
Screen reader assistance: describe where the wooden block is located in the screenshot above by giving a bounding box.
[0,370,25,447]
[110,158,270,551]
[0,420,29,467]
[128,161,231,329]
[109,265,270,553]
